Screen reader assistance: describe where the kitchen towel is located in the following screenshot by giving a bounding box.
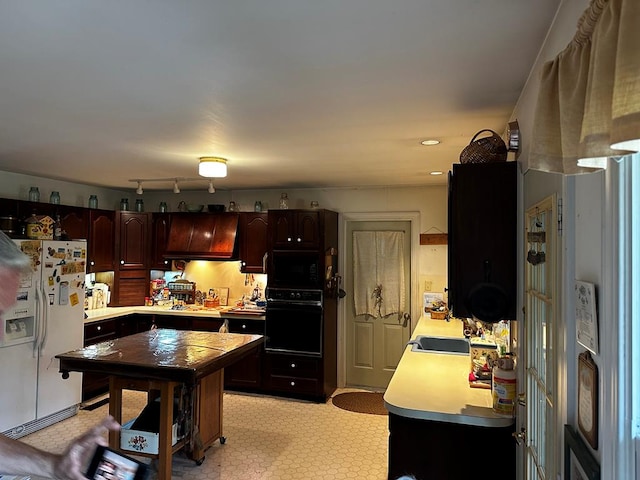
[353,231,405,318]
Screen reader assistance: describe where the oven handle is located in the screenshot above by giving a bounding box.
[266,300,323,308]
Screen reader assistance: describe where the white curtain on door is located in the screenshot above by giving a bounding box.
[353,231,405,318]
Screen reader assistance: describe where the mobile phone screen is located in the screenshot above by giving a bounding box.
[84,445,148,480]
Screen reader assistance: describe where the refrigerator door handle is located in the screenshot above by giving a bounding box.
[33,281,42,357]
[39,281,49,354]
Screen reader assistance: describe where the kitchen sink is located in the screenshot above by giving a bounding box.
[408,335,469,355]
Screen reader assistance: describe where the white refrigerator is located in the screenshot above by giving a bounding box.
[0,239,86,437]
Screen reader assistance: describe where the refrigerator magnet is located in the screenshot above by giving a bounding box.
[69,292,79,307]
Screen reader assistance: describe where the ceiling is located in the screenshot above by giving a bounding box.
[0,1,561,192]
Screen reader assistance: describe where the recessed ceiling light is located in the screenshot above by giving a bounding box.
[421,139,440,146]
[430,171,444,175]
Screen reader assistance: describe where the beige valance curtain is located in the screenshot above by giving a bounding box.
[529,0,640,174]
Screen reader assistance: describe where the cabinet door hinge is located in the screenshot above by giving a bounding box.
[557,197,563,236]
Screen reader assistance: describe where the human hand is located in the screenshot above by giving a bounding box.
[53,416,120,480]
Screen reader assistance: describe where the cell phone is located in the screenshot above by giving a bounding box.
[84,445,148,480]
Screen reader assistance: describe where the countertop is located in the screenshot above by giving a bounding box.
[84,305,265,323]
[383,316,514,427]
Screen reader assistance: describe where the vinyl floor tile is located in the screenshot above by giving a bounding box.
[19,389,388,480]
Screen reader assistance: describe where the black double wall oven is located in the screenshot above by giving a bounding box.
[265,287,323,357]
[265,250,324,357]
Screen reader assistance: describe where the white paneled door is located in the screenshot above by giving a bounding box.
[345,220,412,389]
[523,196,559,479]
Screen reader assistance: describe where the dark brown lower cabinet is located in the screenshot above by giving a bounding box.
[223,317,264,391]
[150,314,223,332]
[82,318,118,402]
[387,412,515,480]
[264,353,325,400]
[148,314,265,391]
[81,314,155,401]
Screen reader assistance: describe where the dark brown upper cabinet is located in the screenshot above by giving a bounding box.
[239,212,268,273]
[150,213,171,270]
[269,210,320,250]
[447,162,517,322]
[88,209,115,273]
[58,205,89,240]
[115,211,150,270]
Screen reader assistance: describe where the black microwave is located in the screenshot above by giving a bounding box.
[268,251,322,288]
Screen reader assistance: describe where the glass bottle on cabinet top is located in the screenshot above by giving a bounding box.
[135,199,144,212]
[279,193,289,209]
[120,198,129,211]
[28,187,40,202]
[88,195,98,209]
[53,214,62,240]
[49,191,60,204]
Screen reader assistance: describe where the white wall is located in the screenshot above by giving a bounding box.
[0,170,129,210]
[0,170,449,315]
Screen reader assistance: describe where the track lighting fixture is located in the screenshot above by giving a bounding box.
[128,177,214,193]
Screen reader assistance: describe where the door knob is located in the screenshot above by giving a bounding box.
[512,428,526,445]
[402,312,411,328]
[517,392,526,407]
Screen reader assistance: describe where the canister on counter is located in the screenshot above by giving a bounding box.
[492,355,516,416]
[0,216,18,236]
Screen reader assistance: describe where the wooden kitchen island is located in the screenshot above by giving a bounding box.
[56,329,263,480]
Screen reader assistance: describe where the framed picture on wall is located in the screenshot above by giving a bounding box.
[564,424,600,480]
[577,351,599,450]
[575,281,599,354]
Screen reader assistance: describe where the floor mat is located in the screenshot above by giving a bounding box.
[331,391,388,415]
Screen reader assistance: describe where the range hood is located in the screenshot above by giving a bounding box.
[164,213,239,260]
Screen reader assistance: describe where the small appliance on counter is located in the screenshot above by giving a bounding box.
[85,282,110,310]
[167,279,196,304]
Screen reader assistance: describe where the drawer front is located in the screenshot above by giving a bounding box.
[267,354,320,377]
[267,375,319,394]
[225,318,265,335]
[84,320,117,345]
[191,317,223,332]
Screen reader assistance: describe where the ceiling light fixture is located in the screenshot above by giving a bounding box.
[208,179,215,194]
[173,179,180,194]
[199,157,228,178]
[136,181,143,195]
[421,139,440,146]
[430,171,444,176]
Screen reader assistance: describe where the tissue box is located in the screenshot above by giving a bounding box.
[120,418,180,455]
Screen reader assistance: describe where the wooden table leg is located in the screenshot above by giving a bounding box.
[157,381,177,480]
[108,377,123,450]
